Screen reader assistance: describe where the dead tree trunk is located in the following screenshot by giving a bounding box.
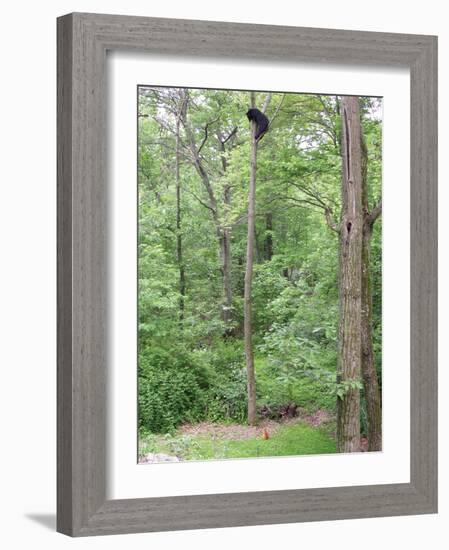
[337,96,363,453]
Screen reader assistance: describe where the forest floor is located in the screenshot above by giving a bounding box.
[139,410,337,463]
[180,408,331,439]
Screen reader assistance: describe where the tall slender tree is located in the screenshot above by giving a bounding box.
[244,92,258,425]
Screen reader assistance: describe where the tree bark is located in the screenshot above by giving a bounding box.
[244,93,258,426]
[361,130,382,451]
[361,221,382,451]
[337,96,363,453]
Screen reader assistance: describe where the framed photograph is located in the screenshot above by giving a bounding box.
[57,12,437,536]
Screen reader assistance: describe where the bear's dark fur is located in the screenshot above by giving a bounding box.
[246,108,269,140]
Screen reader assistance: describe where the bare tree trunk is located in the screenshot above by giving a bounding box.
[360,130,382,451]
[244,93,258,425]
[337,96,363,453]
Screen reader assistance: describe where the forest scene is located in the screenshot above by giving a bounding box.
[137,86,382,463]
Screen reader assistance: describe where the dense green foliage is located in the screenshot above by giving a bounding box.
[137,88,382,448]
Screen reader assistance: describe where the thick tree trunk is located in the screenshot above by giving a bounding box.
[244,94,258,426]
[337,96,363,453]
[360,132,382,451]
[361,222,382,451]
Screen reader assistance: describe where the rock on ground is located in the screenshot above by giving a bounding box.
[139,452,180,464]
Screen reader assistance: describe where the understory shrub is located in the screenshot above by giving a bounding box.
[139,340,249,432]
[138,346,209,433]
[193,339,248,422]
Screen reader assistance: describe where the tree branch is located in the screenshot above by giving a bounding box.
[325,207,341,233]
[264,187,341,234]
[198,118,220,154]
[263,193,326,211]
[366,199,382,226]
[185,188,216,215]
[267,94,285,128]
[222,126,238,145]
[262,93,272,114]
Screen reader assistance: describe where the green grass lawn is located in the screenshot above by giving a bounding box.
[140,421,336,462]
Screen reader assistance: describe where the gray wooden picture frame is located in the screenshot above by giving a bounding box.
[57,12,438,537]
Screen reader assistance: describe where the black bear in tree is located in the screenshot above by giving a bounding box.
[246,108,269,140]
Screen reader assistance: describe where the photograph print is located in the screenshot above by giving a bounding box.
[137,86,382,464]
